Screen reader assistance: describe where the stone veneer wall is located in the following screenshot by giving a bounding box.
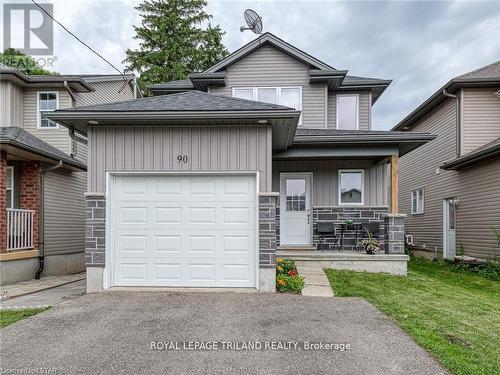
[85,193,106,267]
[259,195,277,268]
[277,206,390,252]
[385,214,406,254]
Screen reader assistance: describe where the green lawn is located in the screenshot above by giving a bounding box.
[325,258,500,375]
[0,307,50,328]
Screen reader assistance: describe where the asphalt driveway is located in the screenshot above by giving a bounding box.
[0,292,448,375]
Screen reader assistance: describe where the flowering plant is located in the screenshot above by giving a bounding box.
[276,258,304,293]
[360,229,381,254]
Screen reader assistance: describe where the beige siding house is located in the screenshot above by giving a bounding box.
[1,66,137,285]
[48,33,433,293]
[393,61,500,260]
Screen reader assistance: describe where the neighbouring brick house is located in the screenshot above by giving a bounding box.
[0,64,138,285]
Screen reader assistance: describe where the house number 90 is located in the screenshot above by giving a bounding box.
[177,155,188,164]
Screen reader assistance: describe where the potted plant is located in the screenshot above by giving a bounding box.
[344,219,355,231]
[359,229,381,254]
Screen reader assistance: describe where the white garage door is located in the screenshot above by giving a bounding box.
[110,174,257,288]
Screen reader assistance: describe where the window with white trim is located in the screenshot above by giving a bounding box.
[336,94,359,130]
[6,166,14,209]
[411,188,424,214]
[37,92,59,128]
[232,86,302,124]
[338,169,364,205]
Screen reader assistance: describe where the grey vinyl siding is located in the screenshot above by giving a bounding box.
[272,160,387,206]
[210,44,327,128]
[399,99,458,256]
[1,81,24,127]
[22,88,73,154]
[88,126,273,192]
[74,80,135,107]
[454,159,500,259]
[326,91,372,130]
[44,169,86,256]
[461,87,500,154]
[399,97,500,259]
[20,81,135,257]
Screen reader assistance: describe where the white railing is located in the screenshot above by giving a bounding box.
[6,209,35,251]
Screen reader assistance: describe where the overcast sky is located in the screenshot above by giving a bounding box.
[3,0,500,129]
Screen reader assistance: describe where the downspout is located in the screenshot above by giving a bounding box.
[442,89,460,157]
[35,160,63,280]
[64,81,82,156]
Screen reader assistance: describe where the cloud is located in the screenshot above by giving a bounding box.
[11,0,500,129]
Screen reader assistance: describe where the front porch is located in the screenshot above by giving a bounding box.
[277,250,409,276]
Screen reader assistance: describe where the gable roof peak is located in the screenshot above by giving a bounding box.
[204,32,335,73]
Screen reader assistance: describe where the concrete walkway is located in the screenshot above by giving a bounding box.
[0,273,85,301]
[0,279,86,310]
[297,266,334,297]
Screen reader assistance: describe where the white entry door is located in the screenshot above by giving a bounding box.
[280,173,312,246]
[110,174,257,288]
[443,198,456,259]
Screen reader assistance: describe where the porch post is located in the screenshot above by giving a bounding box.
[390,154,399,214]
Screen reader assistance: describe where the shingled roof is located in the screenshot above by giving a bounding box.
[0,127,86,170]
[59,90,293,112]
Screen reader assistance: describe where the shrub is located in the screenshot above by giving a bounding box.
[447,258,500,281]
[276,258,296,275]
[276,274,305,293]
[276,258,305,293]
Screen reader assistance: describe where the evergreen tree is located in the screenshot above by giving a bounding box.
[0,48,56,75]
[124,0,228,90]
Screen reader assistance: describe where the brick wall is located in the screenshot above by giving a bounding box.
[0,151,7,252]
[19,161,40,249]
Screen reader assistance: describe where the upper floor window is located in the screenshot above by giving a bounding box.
[37,92,59,129]
[411,188,424,214]
[336,94,359,130]
[338,169,364,205]
[233,86,302,125]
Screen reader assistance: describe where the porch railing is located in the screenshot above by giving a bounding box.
[6,209,35,251]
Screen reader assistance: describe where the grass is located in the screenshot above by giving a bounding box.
[0,307,51,328]
[325,257,500,375]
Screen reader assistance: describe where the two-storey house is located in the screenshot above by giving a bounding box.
[393,61,500,261]
[47,33,434,293]
[0,64,138,285]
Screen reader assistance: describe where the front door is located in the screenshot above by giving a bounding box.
[280,173,312,246]
[443,198,456,259]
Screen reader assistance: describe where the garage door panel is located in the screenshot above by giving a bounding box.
[154,235,182,253]
[112,174,257,288]
[154,264,182,281]
[188,264,216,281]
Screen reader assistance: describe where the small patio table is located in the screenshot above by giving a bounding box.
[339,222,363,251]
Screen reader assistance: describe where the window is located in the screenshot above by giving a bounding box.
[336,94,359,130]
[6,166,14,209]
[338,170,364,205]
[233,88,253,101]
[232,86,302,124]
[286,178,306,211]
[37,92,59,128]
[411,188,424,214]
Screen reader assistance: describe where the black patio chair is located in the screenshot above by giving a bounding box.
[316,222,340,251]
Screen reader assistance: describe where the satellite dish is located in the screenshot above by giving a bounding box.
[240,9,263,34]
